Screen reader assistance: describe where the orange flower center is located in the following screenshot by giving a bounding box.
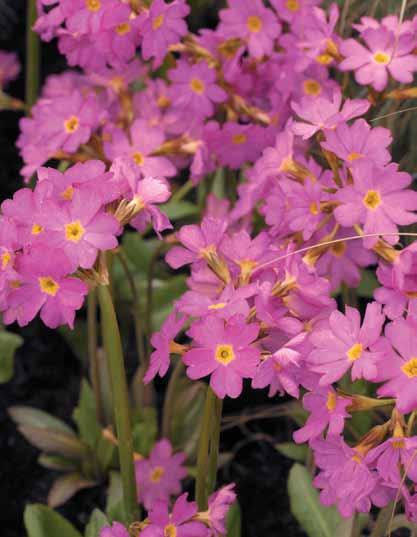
[116,22,131,35]
[39,276,60,296]
[215,344,236,365]
[326,391,337,411]
[64,116,80,134]
[150,465,165,483]
[1,251,11,269]
[132,151,145,166]
[65,220,85,243]
[232,133,247,145]
[346,343,363,362]
[247,15,262,33]
[363,190,381,210]
[303,79,321,96]
[373,51,391,65]
[86,0,101,12]
[152,14,164,30]
[190,78,205,94]
[31,223,43,235]
[402,357,417,378]
[286,0,300,11]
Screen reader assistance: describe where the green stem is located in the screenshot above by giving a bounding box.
[161,358,184,438]
[97,285,139,523]
[25,0,40,110]
[171,179,193,203]
[195,387,223,510]
[87,290,103,424]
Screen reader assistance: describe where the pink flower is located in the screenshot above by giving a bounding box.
[208,484,237,535]
[375,317,417,413]
[340,27,417,91]
[183,315,260,399]
[219,0,281,59]
[270,0,321,24]
[144,310,186,383]
[334,161,417,247]
[4,245,88,329]
[292,91,370,139]
[139,0,190,69]
[42,190,120,270]
[104,119,176,180]
[168,61,227,119]
[0,51,20,88]
[135,439,187,510]
[140,494,208,537]
[308,302,385,384]
[100,522,129,537]
[284,178,325,240]
[293,387,351,443]
[366,436,417,486]
[65,0,125,34]
[321,119,392,167]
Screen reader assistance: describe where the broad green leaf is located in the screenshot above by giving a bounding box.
[106,471,126,524]
[24,504,82,537]
[226,502,241,537]
[47,473,97,508]
[288,464,343,537]
[122,233,159,274]
[132,406,158,457]
[357,270,378,298]
[38,454,79,472]
[0,330,23,383]
[17,425,90,459]
[85,509,109,537]
[96,434,117,474]
[161,200,199,220]
[73,379,101,449]
[275,442,308,462]
[8,406,75,436]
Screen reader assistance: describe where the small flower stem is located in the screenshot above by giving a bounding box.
[161,358,184,439]
[97,284,139,524]
[87,289,103,424]
[195,387,223,510]
[25,0,40,110]
[171,179,193,203]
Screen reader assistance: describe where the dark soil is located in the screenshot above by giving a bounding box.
[0,3,303,536]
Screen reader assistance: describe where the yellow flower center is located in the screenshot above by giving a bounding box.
[309,201,320,215]
[363,190,382,210]
[347,152,363,162]
[247,15,262,33]
[1,251,11,269]
[316,53,333,65]
[402,357,417,378]
[373,51,391,65]
[286,0,300,10]
[215,344,236,365]
[152,14,164,30]
[326,391,337,411]
[61,186,74,201]
[164,524,177,537]
[232,133,247,145]
[157,95,171,109]
[64,115,80,134]
[39,276,60,296]
[351,454,362,464]
[116,22,131,35]
[31,223,43,235]
[149,465,165,483]
[330,241,347,257]
[208,302,227,310]
[346,343,363,362]
[190,78,205,94]
[303,79,321,96]
[86,0,101,11]
[65,220,85,243]
[132,151,145,166]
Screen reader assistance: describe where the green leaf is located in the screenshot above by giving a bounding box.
[106,471,126,524]
[275,442,308,462]
[85,509,109,537]
[96,434,117,474]
[122,233,159,274]
[161,200,199,220]
[38,454,79,472]
[59,321,88,366]
[47,473,97,508]
[288,463,343,537]
[226,502,241,537]
[8,406,75,436]
[357,270,378,298]
[73,380,101,449]
[0,330,23,383]
[132,406,158,457]
[24,504,82,537]
[17,426,90,459]
[150,275,188,331]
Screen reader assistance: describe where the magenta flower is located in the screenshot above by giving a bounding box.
[366,436,417,486]
[4,246,88,329]
[168,61,227,119]
[139,0,190,68]
[375,317,417,413]
[42,190,120,270]
[219,0,281,59]
[100,522,129,537]
[144,310,186,383]
[334,161,417,247]
[270,0,320,24]
[208,484,237,535]
[340,27,417,91]
[135,439,187,510]
[0,217,20,309]
[0,51,20,88]
[65,0,125,34]
[292,91,370,139]
[183,315,260,399]
[285,178,324,240]
[321,119,392,167]
[104,119,176,180]
[252,345,302,398]
[308,302,385,384]
[140,493,208,537]
[293,387,351,443]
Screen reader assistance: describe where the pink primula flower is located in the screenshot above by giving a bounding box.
[100,523,129,537]
[0,51,20,88]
